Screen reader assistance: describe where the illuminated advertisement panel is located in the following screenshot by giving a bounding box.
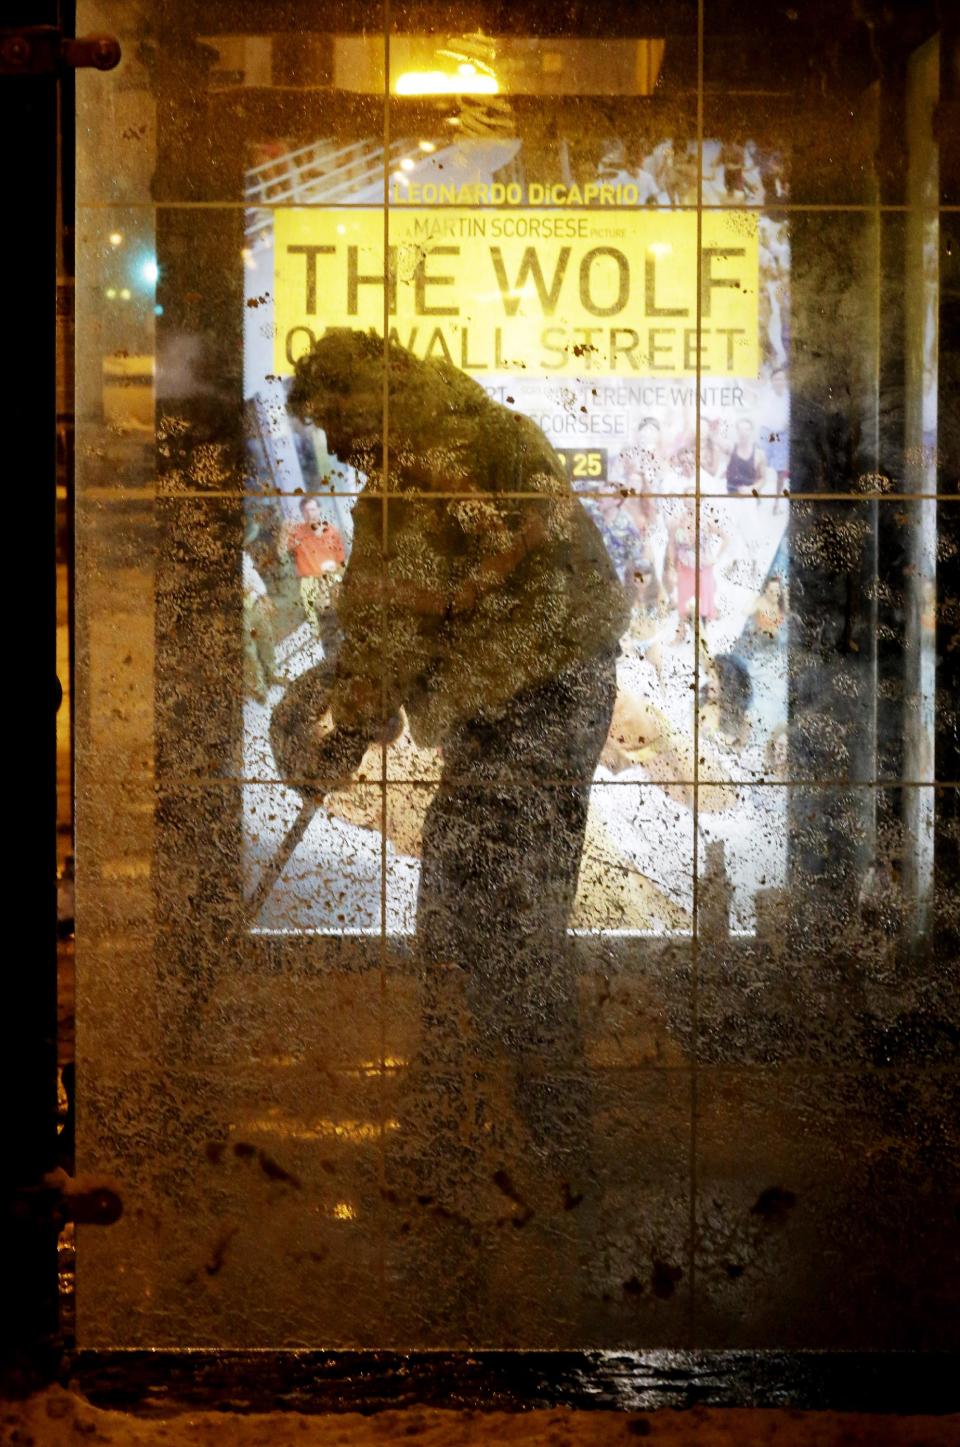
[242,150,790,939]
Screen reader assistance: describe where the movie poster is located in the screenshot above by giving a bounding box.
[241,138,791,938]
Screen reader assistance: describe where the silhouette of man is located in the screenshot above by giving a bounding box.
[282,331,629,1334]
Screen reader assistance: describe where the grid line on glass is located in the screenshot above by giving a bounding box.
[688,0,705,1345]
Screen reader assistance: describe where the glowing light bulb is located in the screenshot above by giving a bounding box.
[400,157,414,171]
[140,257,159,285]
[418,140,436,153]
[108,231,123,247]
[119,288,131,300]
[105,287,117,299]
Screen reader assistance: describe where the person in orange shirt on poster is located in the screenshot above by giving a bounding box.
[282,496,346,656]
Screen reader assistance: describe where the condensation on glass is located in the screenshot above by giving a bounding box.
[74,0,959,1350]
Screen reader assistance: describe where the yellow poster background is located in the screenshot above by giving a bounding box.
[274,208,758,379]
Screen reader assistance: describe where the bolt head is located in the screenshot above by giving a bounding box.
[2,36,31,67]
[92,36,121,70]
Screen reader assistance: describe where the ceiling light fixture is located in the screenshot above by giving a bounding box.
[394,58,498,96]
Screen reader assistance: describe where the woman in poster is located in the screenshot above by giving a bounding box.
[664,496,731,643]
[725,416,767,496]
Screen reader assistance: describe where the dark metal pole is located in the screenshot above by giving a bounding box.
[3,0,61,1387]
[2,1,119,1387]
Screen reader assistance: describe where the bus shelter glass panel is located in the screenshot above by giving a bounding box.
[74,0,959,1349]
